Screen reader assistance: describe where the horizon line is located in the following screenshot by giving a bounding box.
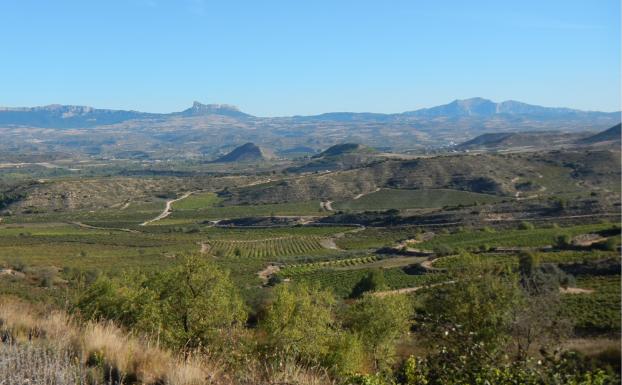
[0,97,620,117]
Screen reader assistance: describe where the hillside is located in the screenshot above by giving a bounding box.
[288,143,379,172]
[313,143,376,158]
[212,143,275,163]
[457,131,587,150]
[222,149,621,205]
[578,123,621,145]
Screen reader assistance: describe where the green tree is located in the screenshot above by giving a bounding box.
[75,273,161,334]
[76,255,246,351]
[155,254,247,349]
[419,258,523,382]
[345,294,411,370]
[326,331,367,376]
[518,251,539,279]
[260,283,337,364]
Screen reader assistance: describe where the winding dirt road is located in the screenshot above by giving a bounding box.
[320,200,334,211]
[140,191,194,226]
[353,187,381,200]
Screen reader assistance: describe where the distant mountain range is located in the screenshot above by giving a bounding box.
[404,97,613,118]
[0,98,618,128]
[0,98,618,159]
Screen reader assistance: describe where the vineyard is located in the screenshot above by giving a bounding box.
[416,223,616,250]
[426,248,620,272]
[280,266,448,298]
[279,255,381,276]
[336,226,421,250]
[168,200,323,221]
[204,236,329,258]
[334,188,502,211]
[563,275,621,333]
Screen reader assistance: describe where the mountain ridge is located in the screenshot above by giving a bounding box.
[1,97,619,128]
[0,98,619,157]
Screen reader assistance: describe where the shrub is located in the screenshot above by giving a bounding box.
[260,283,336,364]
[518,221,535,230]
[595,238,618,251]
[76,254,246,350]
[555,234,572,249]
[344,294,411,370]
[349,269,387,298]
[433,245,454,257]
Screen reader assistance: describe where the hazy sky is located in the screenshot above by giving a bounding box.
[1,0,620,115]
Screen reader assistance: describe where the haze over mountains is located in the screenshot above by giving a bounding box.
[0,98,618,160]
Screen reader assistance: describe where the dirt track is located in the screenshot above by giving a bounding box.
[140,191,194,226]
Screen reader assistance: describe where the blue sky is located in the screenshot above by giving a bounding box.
[0,0,619,115]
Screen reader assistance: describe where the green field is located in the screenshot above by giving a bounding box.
[165,200,324,222]
[432,249,620,270]
[172,192,221,210]
[334,188,502,211]
[0,223,198,272]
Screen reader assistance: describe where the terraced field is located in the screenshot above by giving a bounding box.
[334,188,502,211]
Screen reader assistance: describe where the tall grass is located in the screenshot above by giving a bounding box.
[0,297,332,385]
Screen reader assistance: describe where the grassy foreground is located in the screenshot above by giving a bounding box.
[0,298,332,385]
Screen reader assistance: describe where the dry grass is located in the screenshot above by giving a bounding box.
[0,297,332,385]
[0,343,96,385]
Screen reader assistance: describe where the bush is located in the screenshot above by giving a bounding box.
[344,294,411,370]
[39,267,57,288]
[555,234,572,249]
[433,245,454,257]
[350,269,387,298]
[518,221,535,230]
[76,254,246,350]
[595,238,618,251]
[260,283,337,363]
[478,243,491,252]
